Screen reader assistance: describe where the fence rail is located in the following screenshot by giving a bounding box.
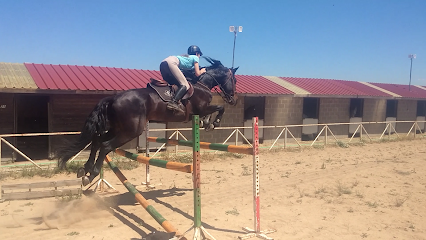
[1,120,425,167]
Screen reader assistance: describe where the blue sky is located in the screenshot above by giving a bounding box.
[1,0,425,84]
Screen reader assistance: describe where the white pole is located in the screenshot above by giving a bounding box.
[145,121,150,185]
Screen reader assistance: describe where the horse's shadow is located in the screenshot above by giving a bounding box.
[86,186,245,239]
[97,187,192,206]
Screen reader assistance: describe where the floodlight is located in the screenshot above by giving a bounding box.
[229,25,243,69]
[408,54,417,91]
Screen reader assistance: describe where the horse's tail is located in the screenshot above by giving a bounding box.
[56,97,113,168]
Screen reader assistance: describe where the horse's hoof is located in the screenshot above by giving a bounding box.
[82,176,91,186]
[213,119,221,127]
[205,124,214,132]
[199,121,204,128]
[77,168,86,178]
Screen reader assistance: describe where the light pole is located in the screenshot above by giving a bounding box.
[229,26,243,69]
[408,54,416,91]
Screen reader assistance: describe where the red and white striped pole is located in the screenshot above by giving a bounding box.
[239,117,276,240]
[253,116,261,232]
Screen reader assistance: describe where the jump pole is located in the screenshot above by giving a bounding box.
[147,137,253,155]
[104,155,185,238]
[149,117,276,239]
[114,149,192,173]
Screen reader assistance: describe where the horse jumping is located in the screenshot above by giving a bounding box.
[57,57,238,186]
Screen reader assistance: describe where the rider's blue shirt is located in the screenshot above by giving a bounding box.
[176,55,199,70]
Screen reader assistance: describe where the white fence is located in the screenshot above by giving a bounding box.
[0,120,425,168]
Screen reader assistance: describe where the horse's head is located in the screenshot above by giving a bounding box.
[201,57,238,105]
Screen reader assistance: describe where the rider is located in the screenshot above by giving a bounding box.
[160,45,206,112]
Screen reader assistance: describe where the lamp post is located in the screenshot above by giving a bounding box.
[229,26,243,69]
[408,54,416,91]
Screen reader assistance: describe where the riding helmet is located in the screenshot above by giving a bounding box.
[188,45,203,56]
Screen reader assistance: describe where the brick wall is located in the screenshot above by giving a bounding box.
[263,96,303,143]
[363,98,387,134]
[318,98,350,136]
[396,99,417,133]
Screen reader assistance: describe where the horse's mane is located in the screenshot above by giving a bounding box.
[202,56,224,69]
[182,56,227,84]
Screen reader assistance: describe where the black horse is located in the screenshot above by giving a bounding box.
[57,57,238,186]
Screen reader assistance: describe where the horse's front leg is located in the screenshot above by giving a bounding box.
[200,114,212,128]
[212,105,225,127]
[200,105,224,131]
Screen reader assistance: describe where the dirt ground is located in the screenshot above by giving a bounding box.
[1,138,426,240]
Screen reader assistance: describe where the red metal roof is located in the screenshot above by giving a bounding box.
[24,63,161,91]
[280,77,392,97]
[24,63,293,94]
[369,83,426,98]
[20,63,426,99]
[236,75,293,94]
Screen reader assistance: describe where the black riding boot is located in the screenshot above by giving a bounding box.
[167,85,187,113]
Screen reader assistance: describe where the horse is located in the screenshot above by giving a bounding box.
[57,57,238,186]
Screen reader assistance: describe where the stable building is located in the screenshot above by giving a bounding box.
[1,61,426,162]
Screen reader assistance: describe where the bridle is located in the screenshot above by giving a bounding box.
[202,69,237,105]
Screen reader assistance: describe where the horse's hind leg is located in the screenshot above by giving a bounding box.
[83,134,141,186]
[77,140,100,178]
[79,131,115,185]
[82,145,109,186]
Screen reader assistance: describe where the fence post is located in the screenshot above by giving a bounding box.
[415,122,417,138]
[0,137,2,202]
[284,128,287,149]
[175,130,179,155]
[142,121,152,187]
[325,126,328,146]
[388,123,391,139]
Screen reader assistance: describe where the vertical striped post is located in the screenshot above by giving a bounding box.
[183,115,216,239]
[252,117,261,232]
[192,115,202,228]
[239,117,276,240]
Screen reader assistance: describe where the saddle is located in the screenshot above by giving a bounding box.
[148,78,194,102]
[148,78,194,122]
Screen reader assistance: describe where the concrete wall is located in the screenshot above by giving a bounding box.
[166,95,244,144]
[318,98,350,136]
[362,98,387,135]
[3,90,421,162]
[396,99,417,133]
[263,96,303,144]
